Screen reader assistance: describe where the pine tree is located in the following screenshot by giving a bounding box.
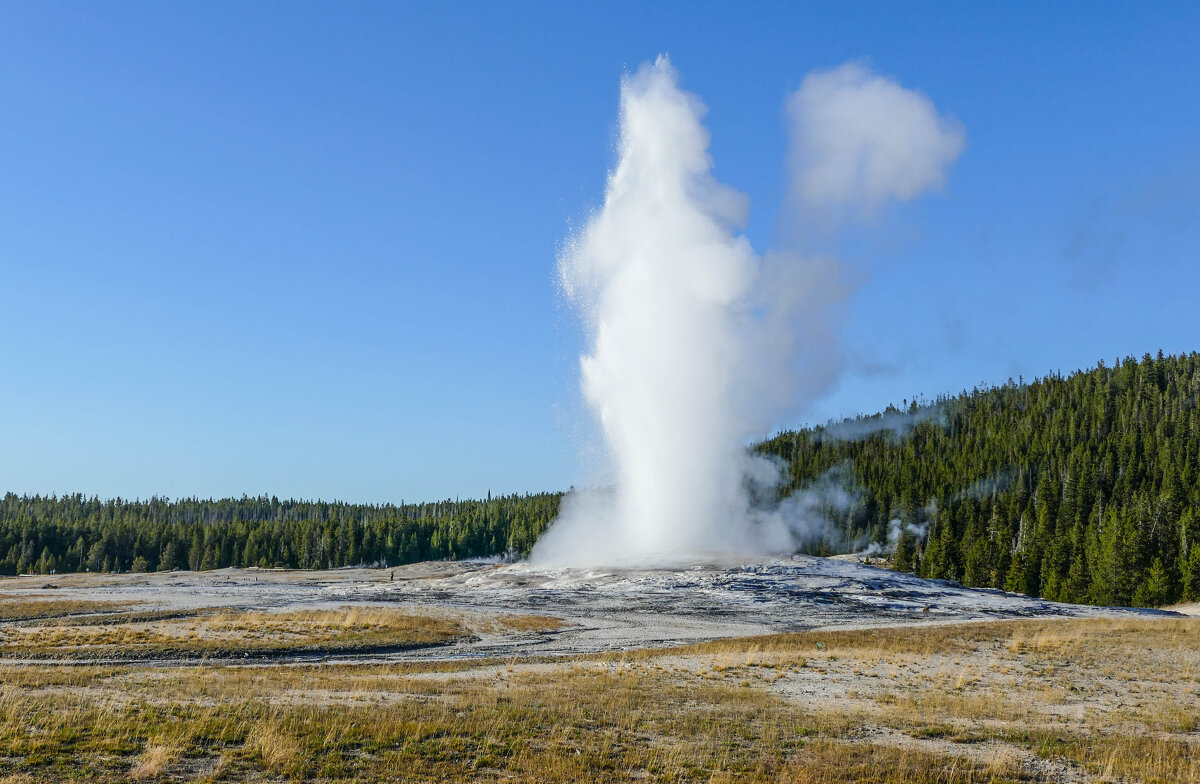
[1182,544,1200,602]
[1132,558,1171,607]
[894,528,916,573]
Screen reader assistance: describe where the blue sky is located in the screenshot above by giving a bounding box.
[2,2,1198,502]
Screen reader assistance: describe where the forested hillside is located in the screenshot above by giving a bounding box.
[760,351,1200,607]
[0,493,557,575]
[3,351,1198,608]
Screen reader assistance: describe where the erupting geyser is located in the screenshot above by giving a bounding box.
[532,57,963,567]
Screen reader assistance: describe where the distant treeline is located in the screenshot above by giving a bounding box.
[4,351,1199,608]
[760,351,1200,607]
[0,493,558,575]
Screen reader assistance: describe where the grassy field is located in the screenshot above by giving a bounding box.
[0,601,565,662]
[0,597,1196,782]
[0,596,134,622]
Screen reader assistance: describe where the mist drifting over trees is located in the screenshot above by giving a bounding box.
[761,351,1200,607]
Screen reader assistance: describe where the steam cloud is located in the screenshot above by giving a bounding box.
[787,63,965,218]
[531,56,962,567]
[858,518,929,559]
[815,404,944,444]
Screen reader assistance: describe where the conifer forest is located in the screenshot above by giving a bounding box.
[4,351,1198,608]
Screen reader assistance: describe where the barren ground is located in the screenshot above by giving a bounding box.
[0,556,1165,664]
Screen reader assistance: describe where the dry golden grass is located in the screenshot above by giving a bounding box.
[490,612,565,632]
[875,690,1034,725]
[0,664,826,782]
[779,741,1028,783]
[0,596,132,621]
[672,621,1019,659]
[0,605,467,660]
[625,617,1200,783]
[0,616,1195,782]
[128,741,184,779]
[0,604,563,663]
[242,722,304,775]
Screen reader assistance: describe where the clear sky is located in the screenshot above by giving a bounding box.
[2,2,1198,503]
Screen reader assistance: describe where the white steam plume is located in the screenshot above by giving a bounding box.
[534,56,791,565]
[532,57,961,567]
[787,62,965,219]
[858,518,928,559]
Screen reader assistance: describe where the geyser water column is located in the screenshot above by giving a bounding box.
[531,56,964,568]
[532,56,774,566]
